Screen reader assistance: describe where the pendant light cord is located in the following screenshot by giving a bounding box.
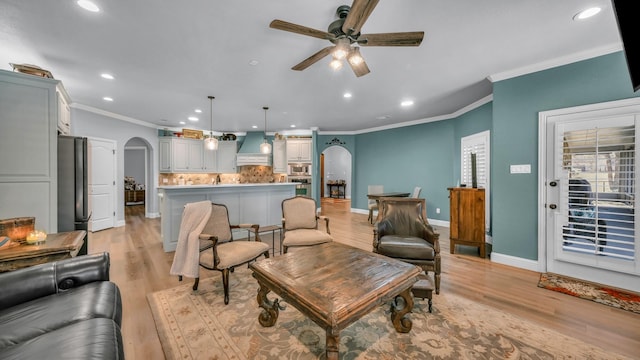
[208,96,215,135]
[263,106,269,139]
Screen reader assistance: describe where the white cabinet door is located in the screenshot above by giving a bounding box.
[159,138,172,173]
[187,139,203,171]
[273,139,287,173]
[203,143,217,172]
[216,141,237,173]
[169,138,204,172]
[286,139,312,162]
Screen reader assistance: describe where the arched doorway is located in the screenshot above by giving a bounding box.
[124,137,151,218]
[321,145,352,199]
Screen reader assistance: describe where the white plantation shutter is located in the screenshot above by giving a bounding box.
[461,130,490,231]
[560,124,636,261]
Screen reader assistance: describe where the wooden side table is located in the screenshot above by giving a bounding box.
[0,230,86,272]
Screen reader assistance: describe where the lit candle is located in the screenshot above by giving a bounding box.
[26,230,47,244]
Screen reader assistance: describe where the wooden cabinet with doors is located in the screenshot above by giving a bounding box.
[448,187,486,258]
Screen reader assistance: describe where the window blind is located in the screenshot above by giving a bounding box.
[561,125,636,261]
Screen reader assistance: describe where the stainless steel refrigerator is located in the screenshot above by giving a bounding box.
[58,135,90,255]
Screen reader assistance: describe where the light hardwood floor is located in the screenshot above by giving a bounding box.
[90,199,640,359]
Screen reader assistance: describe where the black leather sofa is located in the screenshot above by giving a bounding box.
[0,252,124,360]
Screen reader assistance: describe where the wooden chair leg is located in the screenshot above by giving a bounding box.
[192,277,199,290]
[222,268,230,305]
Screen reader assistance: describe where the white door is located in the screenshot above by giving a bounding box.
[541,99,639,292]
[89,138,116,232]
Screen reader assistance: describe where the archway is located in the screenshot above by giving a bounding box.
[124,137,151,217]
[321,145,352,199]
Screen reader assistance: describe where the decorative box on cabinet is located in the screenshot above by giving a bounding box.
[448,187,486,258]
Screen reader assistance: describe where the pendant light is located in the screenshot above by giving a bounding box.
[205,96,218,150]
[260,106,272,154]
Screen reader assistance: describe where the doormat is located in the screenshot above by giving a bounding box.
[538,273,640,314]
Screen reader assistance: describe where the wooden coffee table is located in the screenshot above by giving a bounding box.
[249,242,420,360]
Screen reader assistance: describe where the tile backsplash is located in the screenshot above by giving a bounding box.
[159,165,287,186]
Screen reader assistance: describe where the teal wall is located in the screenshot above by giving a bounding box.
[492,51,639,260]
[352,121,456,222]
[335,51,638,262]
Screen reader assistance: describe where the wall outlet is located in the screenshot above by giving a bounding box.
[436,208,441,214]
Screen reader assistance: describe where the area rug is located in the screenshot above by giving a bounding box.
[148,269,631,360]
[538,273,640,315]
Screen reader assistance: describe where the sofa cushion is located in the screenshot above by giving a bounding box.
[0,318,124,360]
[0,281,121,349]
[378,235,435,260]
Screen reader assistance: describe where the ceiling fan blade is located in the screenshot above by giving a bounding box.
[292,46,334,71]
[347,48,370,77]
[342,0,380,36]
[358,32,424,46]
[270,19,335,40]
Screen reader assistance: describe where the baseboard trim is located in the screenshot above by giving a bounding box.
[490,252,539,272]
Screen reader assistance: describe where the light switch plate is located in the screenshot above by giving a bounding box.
[510,164,531,174]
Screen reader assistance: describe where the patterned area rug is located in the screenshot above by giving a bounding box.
[538,273,640,315]
[148,268,630,360]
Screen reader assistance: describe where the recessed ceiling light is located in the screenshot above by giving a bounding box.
[188,116,198,121]
[401,100,414,107]
[100,73,114,80]
[248,60,259,66]
[252,125,258,129]
[573,7,601,20]
[179,121,186,125]
[290,125,296,128]
[376,115,391,120]
[103,96,113,102]
[343,92,352,98]
[194,109,202,113]
[77,0,100,12]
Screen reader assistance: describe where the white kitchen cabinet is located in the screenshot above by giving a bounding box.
[202,143,218,172]
[0,69,70,233]
[57,87,71,135]
[173,138,203,172]
[159,138,172,173]
[272,139,287,173]
[286,138,312,163]
[159,138,204,173]
[216,140,238,173]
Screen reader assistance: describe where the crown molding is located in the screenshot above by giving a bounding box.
[488,43,622,83]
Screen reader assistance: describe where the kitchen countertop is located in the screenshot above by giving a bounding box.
[157,183,296,189]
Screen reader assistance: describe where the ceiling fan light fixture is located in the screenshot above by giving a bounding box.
[260,106,272,154]
[330,57,343,70]
[332,38,350,60]
[347,47,364,66]
[206,96,218,151]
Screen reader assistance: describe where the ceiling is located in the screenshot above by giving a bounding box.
[0,0,623,134]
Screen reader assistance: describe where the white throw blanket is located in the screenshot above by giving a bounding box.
[170,200,212,279]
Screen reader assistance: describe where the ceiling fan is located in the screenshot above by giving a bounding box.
[269,0,424,77]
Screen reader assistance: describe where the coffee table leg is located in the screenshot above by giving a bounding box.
[326,331,339,360]
[256,282,283,327]
[390,288,414,333]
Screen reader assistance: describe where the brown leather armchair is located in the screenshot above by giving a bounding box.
[373,197,441,294]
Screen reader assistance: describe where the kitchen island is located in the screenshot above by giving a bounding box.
[157,183,296,252]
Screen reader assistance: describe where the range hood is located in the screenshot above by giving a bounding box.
[236,132,272,166]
